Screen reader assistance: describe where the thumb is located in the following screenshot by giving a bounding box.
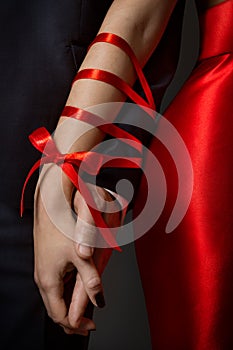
[74,216,96,259]
[73,189,97,259]
[77,243,94,259]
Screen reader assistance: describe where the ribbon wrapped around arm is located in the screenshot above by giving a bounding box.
[20,126,142,251]
[21,32,157,251]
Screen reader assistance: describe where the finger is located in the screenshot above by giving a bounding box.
[72,253,105,308]
[61,317,93,336]
[68,274,96,329]
[73,192,97,258]
[77,242,94,259]
[38,287,54,319]
[61,320,91,336]
[39,275,94,333]
[37,276,68,325]
[63,327,89,336]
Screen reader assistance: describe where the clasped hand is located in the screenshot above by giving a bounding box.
[33,167,121,335]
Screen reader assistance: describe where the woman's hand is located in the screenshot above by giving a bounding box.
[33,0,177,334]
[33,187,97,335]
[68,185,122,328]
[33,168,121,334]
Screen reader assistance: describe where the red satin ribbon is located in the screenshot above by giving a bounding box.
[20,127,141,250]
[89,33,155,110]
[21,32,156,250]
[73,32,156,114]
[73,69,152,109]
[61,106,143,153]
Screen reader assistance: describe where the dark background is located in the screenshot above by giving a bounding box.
[89,0,199,349]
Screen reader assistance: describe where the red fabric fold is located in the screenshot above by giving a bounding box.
[135,1,233,348]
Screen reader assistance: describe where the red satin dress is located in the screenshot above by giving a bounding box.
[135,1,233,349]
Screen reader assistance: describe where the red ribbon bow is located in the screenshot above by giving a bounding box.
[21,127,142,251]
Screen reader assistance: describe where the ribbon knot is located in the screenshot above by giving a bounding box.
[21,126,142,251]
[53,153,66,165]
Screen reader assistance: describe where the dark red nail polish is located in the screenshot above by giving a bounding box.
[95,292,105,308]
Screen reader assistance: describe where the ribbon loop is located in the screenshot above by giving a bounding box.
[21,125,142,251]
[29,127,60,156]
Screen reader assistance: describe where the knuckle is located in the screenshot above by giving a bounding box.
[86,276,102,291]
[48,312,64,325]
[69,317,80,329]
[64,328,74,335]
[38,275,55,291]
[77,244,94,259]
[46,310,61,324]
[47,311,52,319]
[51,315,63,324]
[34,272,40,286]
[47,310,54,321]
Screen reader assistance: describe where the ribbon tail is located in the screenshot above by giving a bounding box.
[78,176,122,252]
[102,157,142,169]
[20,159,43,217]
[61,162,121,251]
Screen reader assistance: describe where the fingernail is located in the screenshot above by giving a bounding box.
[79,244,93,257]
[95,292,106,308]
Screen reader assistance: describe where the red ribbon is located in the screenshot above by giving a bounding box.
[73,69,153,110]
[21,32,156,251]
[73,34,156,118]
[89,33,155,110]
[21,127,141,251]
[61,105,143,153]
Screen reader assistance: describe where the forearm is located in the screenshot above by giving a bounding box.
[58,0,176,142]
[52,0,177,197]
[66,0,176,108]
[33,2,177,326]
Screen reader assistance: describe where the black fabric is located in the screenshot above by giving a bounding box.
[0,0,113,209]
[0,204,92,349]
[0,0,185,210]
[0,1,108,348]
[0,0,185,347]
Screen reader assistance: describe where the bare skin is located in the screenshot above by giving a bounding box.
[34,0,229,335]
[34,0,178,335]
[34,0,228,336]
